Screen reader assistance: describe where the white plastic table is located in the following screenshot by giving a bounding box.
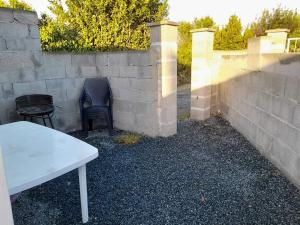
[0,121,98,223]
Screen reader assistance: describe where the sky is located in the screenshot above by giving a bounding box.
[25,0,300,26]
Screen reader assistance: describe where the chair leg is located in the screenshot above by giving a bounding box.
[23,116,27,121]
[49,116,54,129]
[105,111,113,136]
[109,109,113,129]
[88,119,93,131]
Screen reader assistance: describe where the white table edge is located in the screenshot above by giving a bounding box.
[8,152,98,195]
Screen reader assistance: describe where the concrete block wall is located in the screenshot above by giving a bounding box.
[0,8,40,51]
[219,53,300,187]
[191,27,300,187]
[0,8,178,137]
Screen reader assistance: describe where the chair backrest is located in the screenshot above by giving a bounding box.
[15,95,53,109]
[82,78,111,106]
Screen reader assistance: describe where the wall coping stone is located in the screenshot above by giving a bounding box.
[266,28,290,33]
[190,28,216,33]
[0,7,36,15]
[147,21,178,27]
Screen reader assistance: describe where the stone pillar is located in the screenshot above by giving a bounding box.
[266,29,289,53]
[148,21,178,136]
[0,148,14,225]
[190,28,215,120]
[247,36,272,54]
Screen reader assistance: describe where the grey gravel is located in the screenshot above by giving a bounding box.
[12,117,300,225]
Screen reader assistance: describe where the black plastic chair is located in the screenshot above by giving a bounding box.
[79,78,113,134]
[15,94,55,128]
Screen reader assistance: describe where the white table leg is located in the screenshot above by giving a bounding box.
[78,165,88,223]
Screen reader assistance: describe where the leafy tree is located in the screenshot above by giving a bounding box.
[0,0,33,10]
[242,26,254,48]
[251,7,300,37]
[40,0,168,52]
[215,15,244,50]
[194,16,215,28]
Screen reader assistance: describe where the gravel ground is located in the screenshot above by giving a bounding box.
[12,117,300,225]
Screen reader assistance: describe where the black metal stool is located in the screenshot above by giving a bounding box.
[15,94,55,128]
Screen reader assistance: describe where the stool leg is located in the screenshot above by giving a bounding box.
[49,116,54,129]
[30,117,33,122]
[42,117,47,126]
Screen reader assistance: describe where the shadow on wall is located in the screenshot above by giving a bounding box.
[191,52,300,189]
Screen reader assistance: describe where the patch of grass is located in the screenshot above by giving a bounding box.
[178,112,190,121]
[114,133,142,145]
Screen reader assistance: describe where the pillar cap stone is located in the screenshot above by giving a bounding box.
[190,28,216,33]
[265,28,290,33]
[147,20,178,27]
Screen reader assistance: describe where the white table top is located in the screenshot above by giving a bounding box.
[0,122,98,195]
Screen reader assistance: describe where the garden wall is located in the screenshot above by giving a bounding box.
[191,28,300,187]
[0,8,178,137]
[219,53,300,187]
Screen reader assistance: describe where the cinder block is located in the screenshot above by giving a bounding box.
[44,53,71,67]
[1,83,14,99]
[54,101,79,114]
[137,66,153,79]
[45,78,66,89]
[0,39,6,50]
[258,110,280,137]
[96,66,109,77]
[132,102,156,116]
[271,74,285,97]
[271,96,295,123]
[71,54,96,66]
[108,52,128,66]
[191,107,210,120]
[38,66,66,80]
[0,52,34,69]
[29,25,40,39]
[6,38,41,51]
[159,121,177,137]
[270,139,297,175]
[159,106,177,124]
[113,110,136,131]
[66,86,82,101]
[19,67,37,82]
[107,66,120,77]
[119,66,140,78]
[277,121,299,150]
[285,77,299,102]
[191,96,210,109]
[109,77,131,89]
[293,105,300,129]
[66,66,80,78]
[0,8,14,23]
[13,10,38,25]
[47,88,67,102]
[113,99,134,112]
[256,92,272,113]
[96,53,108,66]
[80,66,98,77]
[130,78,156,92]
[128,51,152,66]
[0,22,29,38]
[136,115,158,137]
[14,81,47,96]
